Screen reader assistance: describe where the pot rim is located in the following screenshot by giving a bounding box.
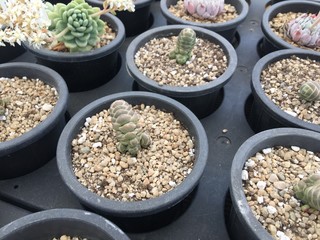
[87,0,154,9]
[22,13,125,62]
[230,127,320,240]
[251,48,320,132]
[261,0,320,51]
[0,62,69,156]
[0,208,130,240]
[160,0,249,31]
[126,24,238,97]
[56,91,208,217]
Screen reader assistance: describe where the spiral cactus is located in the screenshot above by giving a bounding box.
[285,13,320,48]
[169,28,196,65]
[293,173,320,211]
[184,0,225,20]
[299,81,320,102]
[109,100,151,156]
[46,0,105,52]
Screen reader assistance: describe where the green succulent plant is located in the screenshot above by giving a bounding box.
[169,28,196,65]
[299,81,320,102]
[0,98,9,116]
[293,173,320,211]
[46,0,105,52]
[109,100,151,156]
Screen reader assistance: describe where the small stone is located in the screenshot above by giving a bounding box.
[291,146,300,152]
[268,173,279,183]
[42,103,54,111]
[274,181,288,190]
[267,205,277,214]
[262,148,272,154]
[257,181,266,190]
[242,170,249,180]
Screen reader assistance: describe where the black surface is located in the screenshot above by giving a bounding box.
[0,1,270,239]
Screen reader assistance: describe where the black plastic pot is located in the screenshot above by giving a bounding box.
[270,0,320,5]
[0,62,69,179]
[87,0,154,37]
[23,14,125,92]
[160,0,249,43]
[126,25,238,119]
[0,44,25,64]
[261,0,320,56]
[246,49,320,133]
[0,208,130,240]
[56,91,208,231]
[226,128,320,240]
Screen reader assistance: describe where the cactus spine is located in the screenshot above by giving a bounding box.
[293,173,320,211]
[169,28,196,65]
[299,81,320,102]
[109,100,151,156]
[285,13,320,48]
[184,0,225,20]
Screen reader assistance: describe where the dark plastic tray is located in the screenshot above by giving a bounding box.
[0,1,268,239]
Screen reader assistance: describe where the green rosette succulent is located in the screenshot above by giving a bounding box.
[169,28,196,65]
[109,100,151,156]
[293,173,320,211]
[46,0,105,52]
[299,81,320,102]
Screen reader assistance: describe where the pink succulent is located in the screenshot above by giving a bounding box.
[285,13,320,48]
[184,0,225,20]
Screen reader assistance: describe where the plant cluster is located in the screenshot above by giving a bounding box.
[169,28,196,65]
[183,0,224,20]
[285,13,320,48]
[109,99,151,156]
[0,0,135,52]
[293,173,320,211]
[299,81,320,102]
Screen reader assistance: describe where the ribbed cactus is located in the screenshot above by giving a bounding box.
[299,81,320,102]
[169,28,196,65]
[46,0,105,52]
[109,100,151,156]
[184,0,225,20]
[285,13,320,48]
[293,174,320,211]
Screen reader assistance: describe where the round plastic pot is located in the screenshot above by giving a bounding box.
[0,208,130,240]
[126,25,238,119]
[0,62,69,179]
[247,49,320,133]
[261,0,320,55]
[87,0,154,37]
[56,91,208,229]
[226,128,320,240]
[23,14,125,92]
[160,0,249,43]
[0,44,25,64]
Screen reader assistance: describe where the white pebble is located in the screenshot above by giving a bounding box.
[242,170,249,180]
[276,231,290,240]
[314,156,320,162]
[77,133,86,144]
[0,115,6,121]
[291,146,300,152]
[257,181,266,190]
[257,196,264,204]
[169,181,176,187]
[284,110,297,117]
[267,205,277,214]
[42,103,53,111]
[84,117,91,127]
[92,142,102,148]
[245,159,255,168]
[262,148,272,154]
[256,153,265,160]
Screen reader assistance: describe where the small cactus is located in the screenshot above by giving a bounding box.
[109,100,151,156]
[299,81,320,102]
[0,98,9,117]
[46,0,105,52]
[293,173,320,211]
[169,28,196,65]
[285,13,320,48]
[184,0,225,20]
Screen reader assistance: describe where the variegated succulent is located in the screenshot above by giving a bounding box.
[109,100,151,156]
[299,81,320,102]
[293,173,320,211]
[285,13,320,48]
[184,0,225,20]
[169,28,196,65]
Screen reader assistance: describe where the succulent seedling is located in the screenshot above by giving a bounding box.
[299,81,320,102]
[109,100,151,156]
[169,28,196,65]
[0,98,9,117]
[184,0,225,20]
